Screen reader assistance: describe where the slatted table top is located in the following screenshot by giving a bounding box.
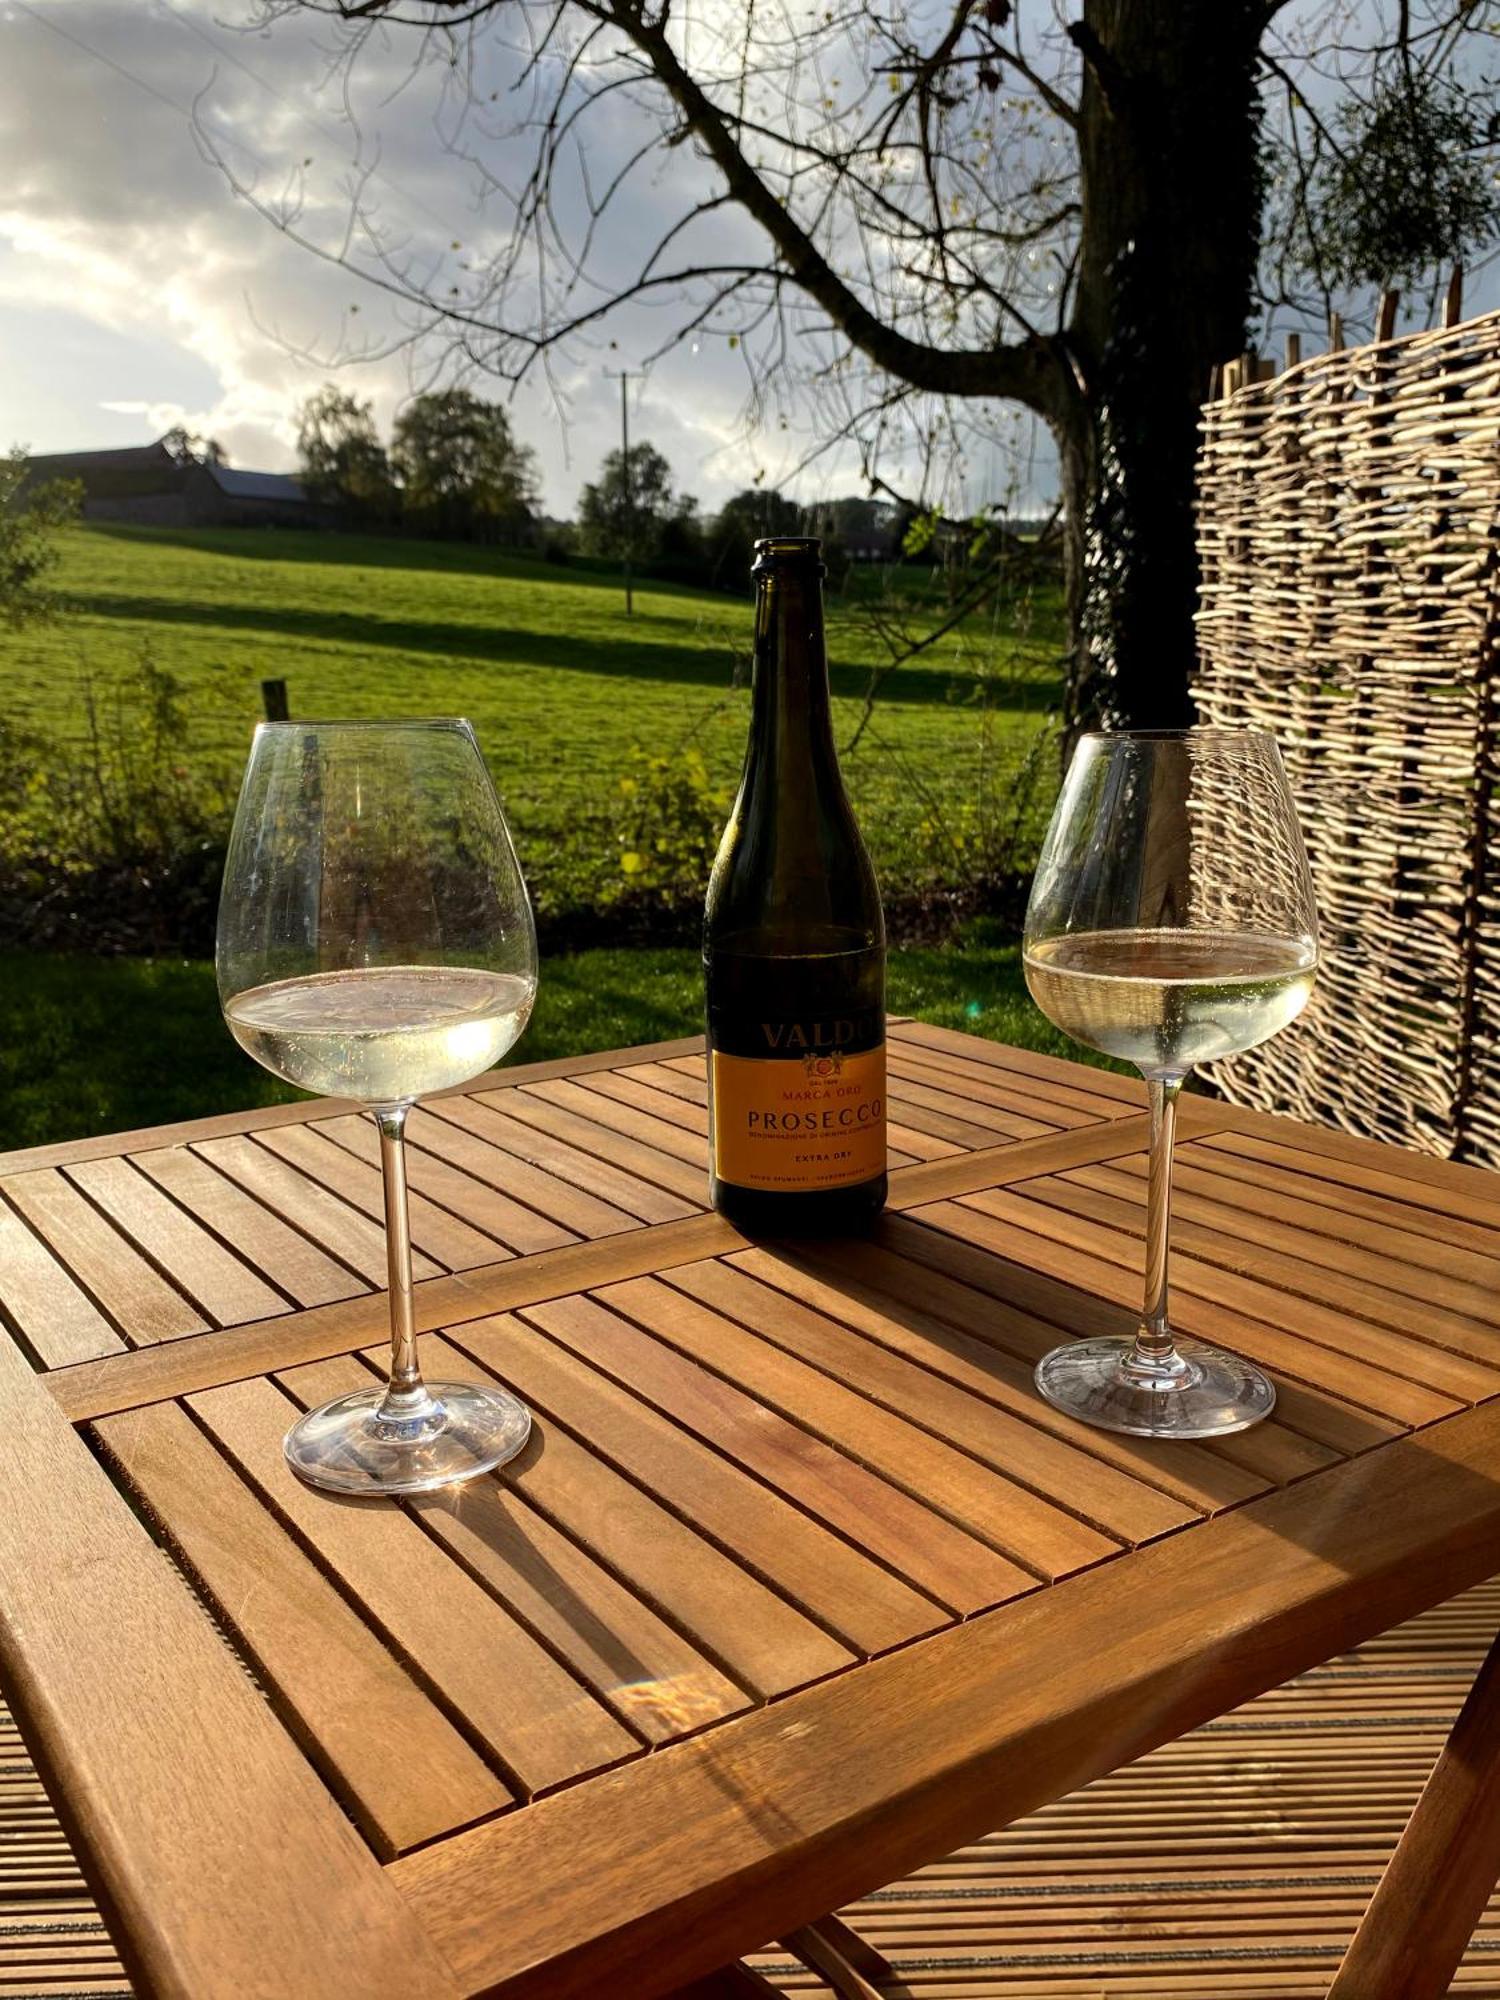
[4,1022,1500,1999]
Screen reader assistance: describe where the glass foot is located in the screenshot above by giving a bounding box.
[284,1380,532,1495]
[1034,1335,1275,1439]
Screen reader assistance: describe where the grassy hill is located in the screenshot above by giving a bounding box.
[0,524,1080,1144]
[6,524,1062,916]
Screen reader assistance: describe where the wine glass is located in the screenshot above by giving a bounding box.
[218,719,538,1495]
[1023,728,1317,1438]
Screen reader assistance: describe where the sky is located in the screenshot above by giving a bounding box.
[0,0,1491,519]
[2,0,870,514]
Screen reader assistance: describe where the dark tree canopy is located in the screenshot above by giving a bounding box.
[295,386,395,519]
[161,427,226,468]
[577,442,695,561]
[390,388,540,540]
[244,0,1498,727]
[705,486,805,585]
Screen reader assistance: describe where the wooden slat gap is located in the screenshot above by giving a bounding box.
[438,1315,961,1665]
[0,1178,177,1357]
[174,1380,573,1811]
[520,1285,1034,1606]
[640,1262,1150,1560]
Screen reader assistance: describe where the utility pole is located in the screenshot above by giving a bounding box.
[605,369,636,616]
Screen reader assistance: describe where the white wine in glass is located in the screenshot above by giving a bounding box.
[219,719,538,1496]
[1024,930,1316,1072]
[1023,729,1318,1439]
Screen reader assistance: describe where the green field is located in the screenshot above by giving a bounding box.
[0,524,1074,1145]
[4,524,1061,914]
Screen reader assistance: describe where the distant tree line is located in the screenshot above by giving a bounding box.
[296,385,540,545]
[295,382,1029,591]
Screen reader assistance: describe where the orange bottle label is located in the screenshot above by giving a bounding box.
[710,1044,886,1192]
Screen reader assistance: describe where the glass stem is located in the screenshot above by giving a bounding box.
[1126,1073,1188,1381]
[372,1103,431,1418]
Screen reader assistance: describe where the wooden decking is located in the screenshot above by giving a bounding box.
[7,1579,1499,1998]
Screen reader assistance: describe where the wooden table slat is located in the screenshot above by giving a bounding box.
[1041,1165,1500,1369]
[524,1286,1034,1613]
[0,1170,207,1345]
[672,1257,1202,1543]
[1093,1149,1500,1299]
[319,1112,580,1257]
[93,1398,510,1855]
[0,1328,461,2000]
[975,1179,1500,1405]
[131,1145,369,1309]
[600,1270,1133,1572]
[477,1084,708,1205]
[257,1120,514,1272]
[418,1334,855,1700]
[438,1315,946,1656]
[196,1369,642,1794]
[884,1046,1124,1125]
[926,1194,1464,1433]
[63,1156,289,1331]
[190,1132,445,1287]
[725,1241,1280,1510]
[406,1343,752,1744]
[0,1194,131,1367]
[419,1092,695,1228]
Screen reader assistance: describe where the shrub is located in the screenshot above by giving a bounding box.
[0,645,238,954]
[613,745,731,910]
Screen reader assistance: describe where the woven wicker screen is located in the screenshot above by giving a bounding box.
[1192,309,1500,1163]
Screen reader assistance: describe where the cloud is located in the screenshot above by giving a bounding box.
[0,0,1050,512]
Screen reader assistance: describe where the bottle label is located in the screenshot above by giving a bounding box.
[711,1043,886,1192]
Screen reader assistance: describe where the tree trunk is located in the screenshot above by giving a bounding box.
[1058,0,1267,736]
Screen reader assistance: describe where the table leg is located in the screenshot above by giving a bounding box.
[664,1914,898,1999]
[781,1918,896,1996]
[1329,1622,1500,1998]
[665,1964,781,1998]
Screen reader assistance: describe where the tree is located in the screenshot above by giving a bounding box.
[161,427,226,468]
[577,443,694,562]
[1,449,82,628]
[390,388,539,542]
[706,487,805,588]
[254,1,1498,729]
[295,386,395,521]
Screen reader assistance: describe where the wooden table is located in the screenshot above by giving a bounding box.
[4,1021,1500,2000]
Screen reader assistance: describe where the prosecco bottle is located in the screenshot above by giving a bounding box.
[703,536,887,1233]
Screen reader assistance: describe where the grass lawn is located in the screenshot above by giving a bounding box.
[0,924,1113,1149]
[2,525,1061,913]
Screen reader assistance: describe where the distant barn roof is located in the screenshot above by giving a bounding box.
[207,466,308,503]
[25,442,174,473]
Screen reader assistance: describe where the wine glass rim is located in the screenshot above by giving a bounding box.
[1077,725,1278,744]
[253,716,477,733]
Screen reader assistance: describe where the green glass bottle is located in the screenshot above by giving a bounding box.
[703,536,887,1233]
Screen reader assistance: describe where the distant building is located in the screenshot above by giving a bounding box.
[20,437,329,529]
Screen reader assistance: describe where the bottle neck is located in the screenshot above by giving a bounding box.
[748,568,840,784]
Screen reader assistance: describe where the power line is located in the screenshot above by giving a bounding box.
[11,0,197,119]
[13,0,464,254]
[149,0,464,239]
